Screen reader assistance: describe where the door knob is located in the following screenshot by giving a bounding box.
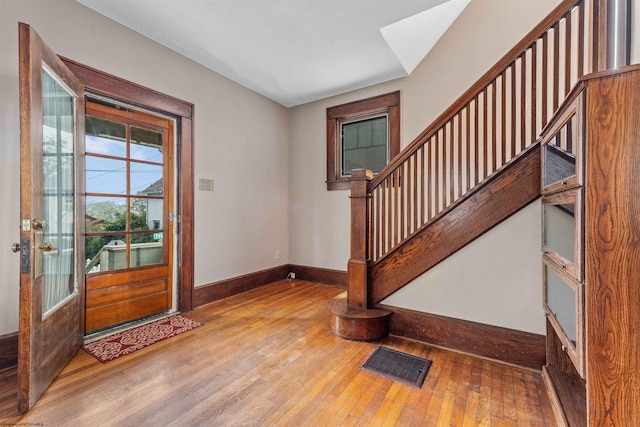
[39,242,54,251]
[11,242,21,253]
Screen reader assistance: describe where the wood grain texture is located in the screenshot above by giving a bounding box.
[348,169,372,308]
[83,101,175,331]
[328,293,391,341]
[585,69,640,426]
[378,304,546,370]
[18,23,86,413]
[0,333,18,372]
[369,143,541,304]
[178,117,194,311]
[543,366,586,427]
[192,265,289,307]
[288,264,347,288]
[0,281,555,425]
[60,57,193,119]
[85,291,170,333]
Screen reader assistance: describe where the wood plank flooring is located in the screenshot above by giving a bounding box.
[0,280,556,426]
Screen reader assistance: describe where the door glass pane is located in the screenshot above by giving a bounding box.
[85,235,126,274]
[42,69,76,314]
[86,156,127,194]
[543,202,575,263]
[131,126,163,163]
[545,264,577,347]
[85,196,127,233]
[131,232,163,268]
[341,116,388,176]
[86,115,126,157]
[130,197,163,231]
[131,163,163,195]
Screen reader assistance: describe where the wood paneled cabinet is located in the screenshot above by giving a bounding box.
[539,65,640,426]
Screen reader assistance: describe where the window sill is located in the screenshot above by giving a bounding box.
[326,179,351,191]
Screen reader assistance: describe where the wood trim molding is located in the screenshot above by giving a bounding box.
[377,304,546,370]
[0,332,18,372]
[288,264,347,289]
[5,265,544,371]
[59,57,195,312]
[194,264,348,307]
[326,91,400,190]
[193,265,290,307]
[60,57,193,119]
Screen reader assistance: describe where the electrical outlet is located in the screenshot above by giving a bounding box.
[275,250,280,259]
[199,178,214,191]
[290,272,295,279]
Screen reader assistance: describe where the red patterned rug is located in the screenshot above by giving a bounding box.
[82,314,202,363]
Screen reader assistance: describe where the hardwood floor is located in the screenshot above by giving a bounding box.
[0,280,555,426]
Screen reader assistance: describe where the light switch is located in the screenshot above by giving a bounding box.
[199,178,214,191]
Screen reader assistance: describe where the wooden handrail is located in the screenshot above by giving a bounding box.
[363,0,591,265]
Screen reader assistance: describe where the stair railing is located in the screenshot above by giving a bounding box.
[348,0,595,308]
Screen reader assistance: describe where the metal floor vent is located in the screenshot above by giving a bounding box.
[361,346,432,388]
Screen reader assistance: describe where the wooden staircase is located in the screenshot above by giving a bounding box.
[331,0,598,341]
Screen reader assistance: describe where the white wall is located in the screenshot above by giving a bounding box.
[382,201,544,334]
[289,0,561,332]
[0,0,290,335]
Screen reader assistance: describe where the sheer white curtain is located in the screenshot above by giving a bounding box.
[42,69,76,314]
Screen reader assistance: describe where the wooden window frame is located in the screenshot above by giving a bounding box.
[326,91,400,190]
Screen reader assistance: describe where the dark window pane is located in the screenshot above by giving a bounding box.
[341,116,387,176]
[131,126,163,163]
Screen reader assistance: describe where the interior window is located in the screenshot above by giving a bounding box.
[326,91,399,190]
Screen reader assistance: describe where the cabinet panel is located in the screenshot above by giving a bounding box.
[542,189,583,281]
[543,258,585,378]
[541,67,640,426]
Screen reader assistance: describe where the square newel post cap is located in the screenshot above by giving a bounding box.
[350,169,373,181]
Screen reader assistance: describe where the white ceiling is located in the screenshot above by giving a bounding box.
[77,0,470,107]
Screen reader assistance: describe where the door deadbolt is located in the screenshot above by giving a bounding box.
[33,218,46,230]
[11,242,21,253]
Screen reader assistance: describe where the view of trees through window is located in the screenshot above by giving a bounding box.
[84,102,167,274]
[85,199,156,262]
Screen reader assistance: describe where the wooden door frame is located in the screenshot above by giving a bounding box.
[60,57,194,312]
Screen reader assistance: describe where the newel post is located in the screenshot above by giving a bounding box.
[348,168,373,309]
